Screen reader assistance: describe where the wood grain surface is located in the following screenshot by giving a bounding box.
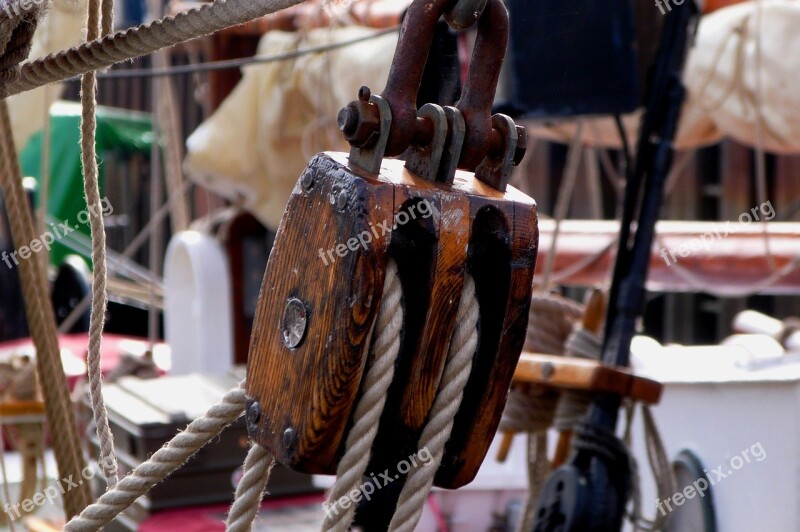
[246,153,538,489]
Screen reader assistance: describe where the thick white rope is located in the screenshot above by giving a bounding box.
[388,274,479,532]
[1,0,308,97]
[226,443,275,532]
[321,259,403,532]
[64,382,248,531]
[81,0,118,489]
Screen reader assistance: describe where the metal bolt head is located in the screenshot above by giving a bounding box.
[358,86,372,102]
[338,99,381,148]
[282,427,296,451]
[542,362,554,380]
[300,170,314,191]
[336,190,348,211]
[281,298,307,349]
[338,105,358,136]
[246,401,261,426]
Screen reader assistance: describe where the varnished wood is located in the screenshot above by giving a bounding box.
[435,186,538,488]
[247,152,537,489]
[0,400,45,417]
[247,153,394,473]
[513,353,663,405]
[343,154,537,489]
[552,430,573,467]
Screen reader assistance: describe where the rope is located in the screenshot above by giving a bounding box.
[64,382,248,531]
[623,403,677,532]
[0,99,92,518]
[501,294,582,435]
[539,122,585,289]
[102,0,115,36]
[81,0,118,489]
[498,386,558,434]
[0,16,40,86]
[78,26,400,79]
[521,433,549,531]
[552,327,602,431]
[225,443,275,532]
[1,0,309,98]
[153,49,190,233]
[389,275,479,532]
[321,259,403,532]
[0,424,16,531]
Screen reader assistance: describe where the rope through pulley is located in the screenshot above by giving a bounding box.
[244,0,538,528]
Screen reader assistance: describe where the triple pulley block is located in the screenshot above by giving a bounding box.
[245,0,538,490]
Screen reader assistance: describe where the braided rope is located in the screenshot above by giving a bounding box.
[388,275,479,532]
[64,382,248,531]
[0,100,92,518]
[101,0,114,36]
[226,444,275,532]
[81,0,118,489]
[321,259,403,532]
[1,0,308,98]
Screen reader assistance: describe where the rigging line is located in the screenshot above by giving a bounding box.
[64,25,400,81]
[752,0,775,272]
[0,424,16,532]
[537,239,618,289]
[653,232,800,298]
[539,121,585,291]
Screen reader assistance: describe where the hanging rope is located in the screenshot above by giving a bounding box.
[0,99,92,518]
[388,274,479,532]
[81,0,118,489]
[0,424,16,532]
[64,382,248,531]
[624,402,677,532]
[321,259,403,532]
[1,0,309,98]
[225,443,275,532]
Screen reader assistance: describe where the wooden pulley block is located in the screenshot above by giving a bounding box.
[245,0,537,489]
